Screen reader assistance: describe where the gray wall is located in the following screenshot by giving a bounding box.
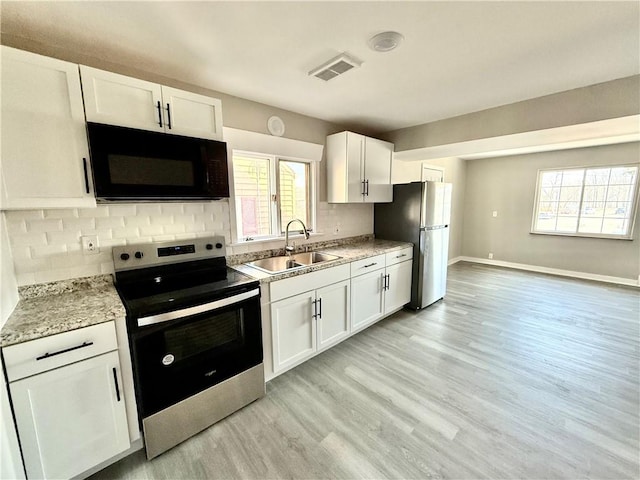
[462,143,640,281]
[385,75,640,151]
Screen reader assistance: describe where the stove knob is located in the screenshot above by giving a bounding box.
[205,244,213,250]
[215,243,223,249]
[135,251,144,259]
[120,253,130,261]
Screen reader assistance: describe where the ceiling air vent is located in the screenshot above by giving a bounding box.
[309,53,362,81]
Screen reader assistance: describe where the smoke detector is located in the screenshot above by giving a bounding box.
[309,53,362,81]
[368,31,404,52]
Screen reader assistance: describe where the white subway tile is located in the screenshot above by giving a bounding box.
[5,210,43,221]
[27,219,63,233]
[50,252,83,269]
[160,204,185,215]
[44,209,78,218]
[80,229,113,240]
[131,237,153,244]
[185,223,206,233]
[183,204,205,214]
[124,216,150,227]
[101,262,115,275]
[174,233,196,241]
[96,216,125,229]
[136,204,162,215]
[152,234,176,242]
[100,238,127,248]
[31,244,67,258]
[149,216,174,226]
[139,225,164,236]
[10,233,47,247]
[106,205,136,217]
[112,227,140,239]
[13,257,50,274]
[63,218,96,231]
[9,246,31,260]
[78,206,109,217]
[163,224,186,234]
[173,214,195,225]
[5,218,26,235]
[46,231,81,245]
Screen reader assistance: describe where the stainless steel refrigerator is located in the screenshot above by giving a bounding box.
[374,181,452,310]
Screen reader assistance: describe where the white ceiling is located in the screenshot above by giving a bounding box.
[1,1,639,133]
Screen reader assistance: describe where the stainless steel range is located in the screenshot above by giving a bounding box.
[112,236,264,459]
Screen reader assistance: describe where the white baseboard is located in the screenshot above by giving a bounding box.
[456,256,639,287]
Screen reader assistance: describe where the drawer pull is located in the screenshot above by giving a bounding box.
[396,254,407,258]
[363,262,377,268]
[35,341,94,361]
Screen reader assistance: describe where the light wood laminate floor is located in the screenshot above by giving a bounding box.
[92,262,639,479]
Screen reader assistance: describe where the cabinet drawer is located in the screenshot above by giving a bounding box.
[3,321,118,382]
[350,254,386,277]
[270,264,350,302]
[385,246,413,267]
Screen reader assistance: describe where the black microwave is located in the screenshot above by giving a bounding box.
[87,122,229,201]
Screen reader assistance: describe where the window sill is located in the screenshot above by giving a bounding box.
[229,232,324,247]
[530,230,633,240]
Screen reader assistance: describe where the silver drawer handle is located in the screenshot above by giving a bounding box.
[363,262,377,268]
[36,341,94,361]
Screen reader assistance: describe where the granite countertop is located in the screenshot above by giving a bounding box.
[233,238,413,283]
[0,275,125,348]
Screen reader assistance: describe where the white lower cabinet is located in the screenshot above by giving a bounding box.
[267,248,412,379]
[350,267,386,332]
[3,322,130,480]
[384,259,413,314]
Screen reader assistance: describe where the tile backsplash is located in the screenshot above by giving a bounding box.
[4,200,372,286]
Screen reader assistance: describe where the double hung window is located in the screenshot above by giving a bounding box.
[532,164,638,239]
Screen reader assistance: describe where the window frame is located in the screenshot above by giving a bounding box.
[530,163,639,240]
[230,149,317,243]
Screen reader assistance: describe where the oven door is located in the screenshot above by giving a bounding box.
[130,288,262,418]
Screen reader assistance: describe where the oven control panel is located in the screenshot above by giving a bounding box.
[112,236,226,271]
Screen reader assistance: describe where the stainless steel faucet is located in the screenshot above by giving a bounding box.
[284,219,310,254]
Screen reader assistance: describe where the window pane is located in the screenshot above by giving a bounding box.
[606,184,633,203]
[555,216,578,232]
[610,167,637,185]
[602,218,628,235]
[584,168,610,185]
[561,170,584,186]
[278,160,310,232]
[233,155,272,238]
[559,186,581,202]
[582,186,607,203]
[541,171,562,187]
[578,217,603,234]
[539,187,560,202]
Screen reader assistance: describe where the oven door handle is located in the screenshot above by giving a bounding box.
[137,288,260,327]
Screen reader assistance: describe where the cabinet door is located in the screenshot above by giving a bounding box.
[384,260,413,314]
[271,292,316,373]
[80,65,164,132]
[316,280,350,351]
[162,86,223,140]
[1,47,96,209]
[346,132,366,202]
[364,137,393,203]
[10,351,129,480]
[350,269,385,332]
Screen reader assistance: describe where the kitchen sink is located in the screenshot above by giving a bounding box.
[246,252,341,274]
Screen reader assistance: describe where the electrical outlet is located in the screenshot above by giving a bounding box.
[488,253,494,259]
[81,235,99,254]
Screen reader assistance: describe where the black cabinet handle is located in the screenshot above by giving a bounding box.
[82,158,90,194]
[166,103,172,129]
[363,262,377,268]
[311,299,317,319]
[361,180,366,196]
[318,297,322,319]
[112,367,121,402]
[386,274,391,291]
[36,341,93,361]
[157,101,163,127]
[365,179,369,196]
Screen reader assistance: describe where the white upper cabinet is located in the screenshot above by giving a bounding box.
[1,46,96,209]
[80,66,223,140]
[326,131,393,203]
[80,66,164,133]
